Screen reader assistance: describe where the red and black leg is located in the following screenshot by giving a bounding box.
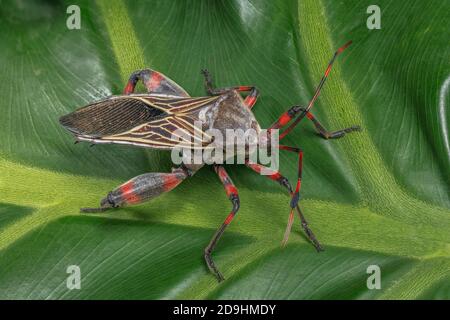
[245,161,322,250]
[201,69,259,109]
[123,69,189,97]
[81,167,190,213]
[205,165,240,282]
[270,106,360,139]
[268,41,359,140]
[299,107,360,139]
[269,105,303,130]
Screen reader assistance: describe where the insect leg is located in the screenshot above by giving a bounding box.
[295,108,361,139]
[123,69,150,94]
[269,104,360,139]
[123,69,189,97]
[204,165,240,282]
[245,161,322,251]
[277,145,303,208]
[278,145,305,245]
[81,167,190,212]
[279,41,353,140]
[268,42,357,138]
[269,105,303,130]
[200,69,259,108]
[243,87,260,109]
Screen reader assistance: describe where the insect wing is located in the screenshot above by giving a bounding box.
[60,95,221,149]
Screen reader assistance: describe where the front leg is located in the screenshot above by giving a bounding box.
[201,69,259,109]
[299,108,360,139]
[269,106,360,140]
[81,168,190,212]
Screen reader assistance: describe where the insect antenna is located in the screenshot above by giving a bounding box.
[279,40,352,140]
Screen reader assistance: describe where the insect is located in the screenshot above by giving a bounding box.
[59,41,360,282]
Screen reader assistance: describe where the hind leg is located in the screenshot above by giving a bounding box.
[81,167,190,212]
[123,69,189,97]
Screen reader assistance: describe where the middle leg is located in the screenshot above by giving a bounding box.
[245,161,322,250]
[204,165,240,282]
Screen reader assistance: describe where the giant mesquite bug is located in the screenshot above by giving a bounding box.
[60,41,360,282]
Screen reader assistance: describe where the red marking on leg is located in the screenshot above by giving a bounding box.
[306,112,314,120]
[244,96,257,107]
[280,113,292,126]
[239,86,252,91]
[278,145,300,152]
[123,82,135,94]
[298,151,303,179]
[269,172,282,180]
[224,212,235,225]
[148,72,164,91]
[217,167,228,180]
[225,185,238,198]
[295,179,301,193]
[337,40,352,53]
[325,64,332,77]
[246,162,280,180]
[120,182,141,204]
[272,112,292,129]
[162,174,182,192]
[288,209,294,224]
[246,162,261,173]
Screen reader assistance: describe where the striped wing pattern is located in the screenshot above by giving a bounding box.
[100,95,221,149]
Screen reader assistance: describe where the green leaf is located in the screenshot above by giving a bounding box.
[0,0,449,299]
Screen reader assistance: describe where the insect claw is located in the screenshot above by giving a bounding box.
[90,144,95,147]
[74,140,79,144]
